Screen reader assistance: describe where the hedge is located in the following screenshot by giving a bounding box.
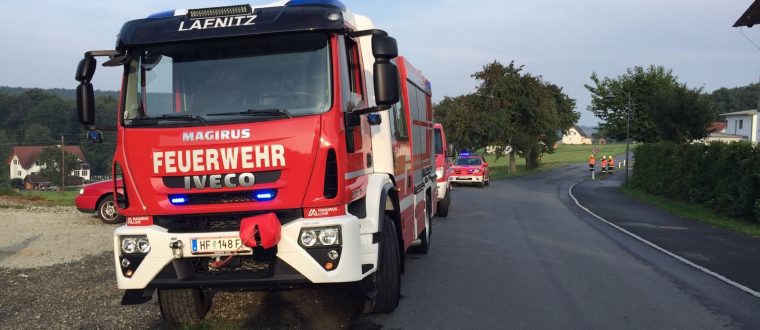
[632,142,760,224]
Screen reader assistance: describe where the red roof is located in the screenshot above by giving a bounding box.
[709,122,727,133]
[6,146,86,169]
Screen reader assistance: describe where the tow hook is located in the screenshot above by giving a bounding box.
[170,239,183,258]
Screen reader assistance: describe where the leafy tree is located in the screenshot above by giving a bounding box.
[39,146,79,189]
[585,65,716,143]
[434,94,491,152]
[710,83,760,115]
[0,130,11,184]
[472,61,579,170]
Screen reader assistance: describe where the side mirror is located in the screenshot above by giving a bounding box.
[75,57,96,83]
[372,35,398,59]
[372,34,399,107]
[76,56,97,126]
[77,82,95,126]
[374,62,399,106]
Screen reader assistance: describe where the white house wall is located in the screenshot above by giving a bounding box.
[725,115,753,142]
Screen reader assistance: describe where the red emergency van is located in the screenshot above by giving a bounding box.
[433,123,451,216]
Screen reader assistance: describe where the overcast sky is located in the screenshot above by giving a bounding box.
[1,0,759,126]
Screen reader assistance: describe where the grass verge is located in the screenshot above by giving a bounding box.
[621,187,760,237]
[0,188,78,207]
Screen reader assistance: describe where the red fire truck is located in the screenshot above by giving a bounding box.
[74,1,436,323]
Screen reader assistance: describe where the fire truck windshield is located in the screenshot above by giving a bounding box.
[122,32,331,127]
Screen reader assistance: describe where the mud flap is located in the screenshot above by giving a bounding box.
[121,288,155,305]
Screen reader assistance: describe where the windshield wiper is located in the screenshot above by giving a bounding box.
[206,109,293,119]
[130,114,208,126]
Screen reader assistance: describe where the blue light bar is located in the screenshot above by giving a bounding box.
[253,189,277,202]
[147,10,175,19]
[460,153,470,156]
[286,0,346,11]
[169,195,188,205]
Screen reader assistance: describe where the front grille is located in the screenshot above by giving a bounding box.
[183,191,256,205]
[154,209,301,233]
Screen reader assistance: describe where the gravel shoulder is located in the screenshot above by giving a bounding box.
[0,206,114,269]
[0,206,359,329]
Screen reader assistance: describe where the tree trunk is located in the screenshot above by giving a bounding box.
[525,147,540,170]
[509,151,517,173]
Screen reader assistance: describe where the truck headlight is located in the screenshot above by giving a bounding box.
[137,238,151,253]
[300,230,317,247]
[436,167,444,179]
[318,228,340,246]
[121,236,149,254]
[299,226,341,248]
[78,188,84,195]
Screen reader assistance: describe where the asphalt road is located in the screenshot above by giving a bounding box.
[356,164,760,329]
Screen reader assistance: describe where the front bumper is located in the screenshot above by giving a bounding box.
[113,214,378,290]
[436,181,449,201]
[75,195,97,213]
[449,175,484,183]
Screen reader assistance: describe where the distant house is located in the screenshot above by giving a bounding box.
[704,120,746,144]
[562,126,592,145]
[6,146,91,187]
[714,110,758,143]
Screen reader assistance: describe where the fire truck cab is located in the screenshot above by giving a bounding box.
[74,0,435,323]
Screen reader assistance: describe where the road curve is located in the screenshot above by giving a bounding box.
[355,164,760,329]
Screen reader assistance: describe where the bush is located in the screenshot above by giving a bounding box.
[632,141,760,224]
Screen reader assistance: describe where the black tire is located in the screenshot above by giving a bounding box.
[97,195,124,224]
[410,200,432,254]
[158,288,212,324]
[363,215,401,314]
[436,187,451,217]
[484,175,490,186]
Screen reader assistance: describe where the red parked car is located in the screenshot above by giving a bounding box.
[449,153,490,187]
[75,180,124,224]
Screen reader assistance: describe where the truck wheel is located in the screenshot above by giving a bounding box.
[97,195,124,224]
[158,288,212,324]
[410,200,432,254]
[436,187,451,218]
[484,175,490,186]
[363,215,401,314]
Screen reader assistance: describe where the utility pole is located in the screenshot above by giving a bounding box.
[61,135,65,194]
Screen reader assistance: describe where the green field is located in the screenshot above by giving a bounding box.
[487,143,632,180]
[0,188,79,207]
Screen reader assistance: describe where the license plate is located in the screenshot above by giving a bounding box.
[191,237,251,255]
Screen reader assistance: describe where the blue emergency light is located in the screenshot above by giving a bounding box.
[460,152,470,156]
[286,0,346,10]
[147,10,175,19]
[253,189,277,202]
[169,195,189,205]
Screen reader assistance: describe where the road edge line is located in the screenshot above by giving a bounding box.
[568,181,760,299]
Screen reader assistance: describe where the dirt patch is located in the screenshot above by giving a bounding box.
[0,206,114,268]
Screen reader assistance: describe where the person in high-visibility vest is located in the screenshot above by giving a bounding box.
[607,155,614,174]
[588,154,596,174]
[601,156,607,175]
